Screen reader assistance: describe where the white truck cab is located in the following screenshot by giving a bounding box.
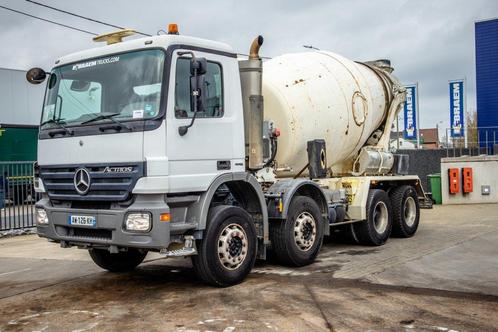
[29,26,425,286]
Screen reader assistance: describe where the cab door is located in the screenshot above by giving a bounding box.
[165,49,244,193]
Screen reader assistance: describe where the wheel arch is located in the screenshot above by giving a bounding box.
[266,179,329,235]
[189,172,269,246]
[370,178,427,203]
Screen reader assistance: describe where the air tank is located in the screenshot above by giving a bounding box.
[262,51,402,176]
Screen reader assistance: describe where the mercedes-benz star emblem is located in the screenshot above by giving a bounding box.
[74,168,91,195]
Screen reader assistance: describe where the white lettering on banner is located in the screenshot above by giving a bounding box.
[406,88,415,137]
[453,83,461,134]
[72,56,120,71]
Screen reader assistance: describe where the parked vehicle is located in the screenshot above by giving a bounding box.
[28,26,424,286]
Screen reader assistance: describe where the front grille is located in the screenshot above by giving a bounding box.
[71,201,112,210]
[72,228,112,240]
[56,226,112,241]
[40,162,145,202]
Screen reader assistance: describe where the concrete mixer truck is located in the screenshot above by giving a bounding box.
[27,25,426,286]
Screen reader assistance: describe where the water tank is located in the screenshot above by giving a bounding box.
[262,51,399,175]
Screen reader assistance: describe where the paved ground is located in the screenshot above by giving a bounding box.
[0,204,497,331]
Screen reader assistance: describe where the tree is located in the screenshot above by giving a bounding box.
[466,109,478,148]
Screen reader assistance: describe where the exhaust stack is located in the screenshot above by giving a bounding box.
[239,36,265,170]
[249,35,264,59]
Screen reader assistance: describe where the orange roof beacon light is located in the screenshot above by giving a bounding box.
[168,23,179,35]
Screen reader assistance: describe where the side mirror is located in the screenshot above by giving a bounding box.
[190,73,206,114]
[178,56,208,136]
[26,67,48,85]
[189,57,207,113]
[190,57,207,76]
[70,80,91,92]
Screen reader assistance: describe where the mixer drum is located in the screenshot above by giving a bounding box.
[262,51,397,176]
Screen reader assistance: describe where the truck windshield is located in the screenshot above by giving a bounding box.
[41,49,165,129]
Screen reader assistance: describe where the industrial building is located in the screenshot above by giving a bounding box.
[475,18,498,151]
[0,67,45,161]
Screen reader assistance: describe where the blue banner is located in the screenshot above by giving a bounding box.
[403,86,417,140]
[450,81,464,137]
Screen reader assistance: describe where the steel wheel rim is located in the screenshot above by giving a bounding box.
[217,223,248,270]
[404,196,417,227]
[294,212,317,251]
[373,201,388,234]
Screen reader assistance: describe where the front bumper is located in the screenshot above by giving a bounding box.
[36,194,175,250]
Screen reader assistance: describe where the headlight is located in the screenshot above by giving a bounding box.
[36,208,49,225]
[125,213,151,232]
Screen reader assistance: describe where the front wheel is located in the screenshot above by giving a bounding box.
[269,196,324,266]
[191,205,257,287]
[89,248,147,272]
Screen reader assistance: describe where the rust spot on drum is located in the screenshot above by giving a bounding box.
[293,78,305,85]
[345,124,349,135]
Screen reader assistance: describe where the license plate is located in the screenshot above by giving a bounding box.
[68,215,96,227]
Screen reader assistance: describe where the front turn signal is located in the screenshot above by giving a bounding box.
[160,213,171,222]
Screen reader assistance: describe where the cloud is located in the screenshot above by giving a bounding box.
[0,0,496,129]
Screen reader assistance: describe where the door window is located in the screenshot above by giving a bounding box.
[175,57,224,118]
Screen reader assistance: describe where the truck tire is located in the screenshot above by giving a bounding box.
[270,196,324,266]
[88,248,147,272]
[353,189,392,246]
[191,205,257,287]
[389,185,420,238]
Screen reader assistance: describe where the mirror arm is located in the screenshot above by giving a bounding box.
[178,105,199,136]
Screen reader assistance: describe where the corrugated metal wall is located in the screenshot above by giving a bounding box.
[475,19,498,151]
[0,67,46,125]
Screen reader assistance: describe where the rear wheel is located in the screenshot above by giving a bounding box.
[270,196,324,266]
[191,205,257,287]
[353,189,392,246]
[389,185,420,237]
[89,248,147,272]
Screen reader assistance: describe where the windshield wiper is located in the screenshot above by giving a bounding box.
[41,118,74,137]
[81,112,131,130]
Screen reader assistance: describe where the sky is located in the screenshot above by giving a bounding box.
[0,0,497,130]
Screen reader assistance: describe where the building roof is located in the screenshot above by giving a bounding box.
[390,128,439,144]
[419,128,439,144]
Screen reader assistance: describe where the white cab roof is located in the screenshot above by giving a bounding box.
[54,34,234,67]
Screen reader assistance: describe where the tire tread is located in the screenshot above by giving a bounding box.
[353,189,392,246]
[269,196,323,267]
[389,185,420,238]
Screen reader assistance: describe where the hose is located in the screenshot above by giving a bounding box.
[263,137,278,168]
